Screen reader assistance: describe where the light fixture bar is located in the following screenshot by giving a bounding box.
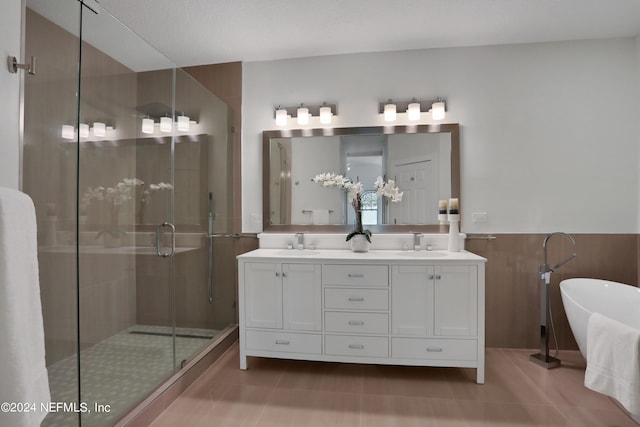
[378,98,447,116]
[273,103,338,120]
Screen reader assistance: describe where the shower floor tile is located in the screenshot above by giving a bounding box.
[42,325,218,427]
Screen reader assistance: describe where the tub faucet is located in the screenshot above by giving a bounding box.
[531,231,577,370]
[543,232,577,274]
[295,233,304,250]
[413,233,423,251]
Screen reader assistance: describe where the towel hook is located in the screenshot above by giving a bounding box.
[7,56,36,75]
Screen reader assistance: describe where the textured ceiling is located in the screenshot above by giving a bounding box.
[97,0,640,67]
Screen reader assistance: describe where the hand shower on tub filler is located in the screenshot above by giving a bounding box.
[530,232,577,369]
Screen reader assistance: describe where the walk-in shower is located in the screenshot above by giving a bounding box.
[21,1,238,425]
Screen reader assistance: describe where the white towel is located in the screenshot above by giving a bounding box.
[0,188,50,427]
[312,209,330,225]
[584,312,640,417]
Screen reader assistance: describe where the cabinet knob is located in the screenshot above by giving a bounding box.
[348,344,364,349]
[427,274,434,280]
[435,274,442,280]
[275,272,280,277]
[282,272,287,277]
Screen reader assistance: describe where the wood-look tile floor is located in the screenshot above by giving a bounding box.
[149,342,636,426]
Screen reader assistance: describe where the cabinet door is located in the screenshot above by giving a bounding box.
[244,262,283,329]
[434,265,477,337]
[283,263,322,331]
[391,265,434,337]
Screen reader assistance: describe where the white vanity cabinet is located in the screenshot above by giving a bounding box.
[238,249,486,383]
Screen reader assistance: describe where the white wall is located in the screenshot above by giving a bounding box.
[0,0,22,189]
[243,38,637,234]
[636,35,640,233]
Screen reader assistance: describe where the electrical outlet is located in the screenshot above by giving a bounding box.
[472,212,488,223]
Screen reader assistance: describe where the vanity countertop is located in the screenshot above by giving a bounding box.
[238,248,486,263]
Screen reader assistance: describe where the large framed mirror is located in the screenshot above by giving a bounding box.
[263,123,460,233]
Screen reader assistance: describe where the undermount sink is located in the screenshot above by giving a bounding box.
[395,250,449,257]
[274,250,321,256]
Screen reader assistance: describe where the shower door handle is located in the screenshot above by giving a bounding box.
[156,222,175,258]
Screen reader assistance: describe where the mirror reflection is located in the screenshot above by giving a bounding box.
[263,124,460,232]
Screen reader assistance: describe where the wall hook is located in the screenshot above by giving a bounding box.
[8,56,36,75]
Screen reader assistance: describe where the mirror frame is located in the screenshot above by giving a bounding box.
[262,123,460,233]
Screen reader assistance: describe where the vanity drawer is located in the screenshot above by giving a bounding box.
[322,264,389,287]
[325,312,389,334]
[325,335,388,358]
[324,288,389,310]
[392,338,477,361]
[246,330,322,354]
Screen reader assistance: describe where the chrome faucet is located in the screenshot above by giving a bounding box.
[413,233,423,251]
[530,231,577,369]
[295,233,304,250]
[543,232,577,273]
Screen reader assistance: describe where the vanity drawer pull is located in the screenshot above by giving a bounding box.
[348,344,364,349]
[428,274,434,280]
[348,320,364,326]
[348,297,365,302]
[348,273,365,278]
[426,347,443,352]
[435,274,442,280]
[275,340,290,345]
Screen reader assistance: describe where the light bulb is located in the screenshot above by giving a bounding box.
[93,122,106,137]
[61,125,74,139]
[319,106,332,124]
[407,102,421,121]
[79,123,89,138]
[275,108,288,126]
[297,107,309,125]
[384,103,396,122]
[431,101,445,120]
[160,116,172,132]
[177,114,189,131]
[142,118,154,134]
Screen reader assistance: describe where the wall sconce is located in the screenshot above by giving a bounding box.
[61,125,74,139]
[379,97,447,122]
[177,113,190,132]
[274,103,337,127]
[61,122,113,139]
[79,123,89,138]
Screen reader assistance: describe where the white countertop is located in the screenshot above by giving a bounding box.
[238,248,486,262]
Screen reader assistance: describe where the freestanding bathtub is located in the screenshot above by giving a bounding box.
[560,278,640,357]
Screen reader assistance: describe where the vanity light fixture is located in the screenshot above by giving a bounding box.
[379,97,447,122]
[160,116,172,133]
[274,103,337,127]
[141,117,154,134]
[177,113,190,131]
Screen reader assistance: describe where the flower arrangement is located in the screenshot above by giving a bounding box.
[311,172,402,243]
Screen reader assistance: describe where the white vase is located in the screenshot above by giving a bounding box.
[349,234,371,253]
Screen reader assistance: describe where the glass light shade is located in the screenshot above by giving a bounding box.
[160,116,172,132]
[319,106,332,124]
[177,115,190,131]
[141,118,154,134]
[297,107,309,125]
[61,125,74,139]
[79,123,89,138]
[407,102,421,121]
[92,122,106,137]
[431,101,445,120]
[384,103,397,122]
[275,109,288,126]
